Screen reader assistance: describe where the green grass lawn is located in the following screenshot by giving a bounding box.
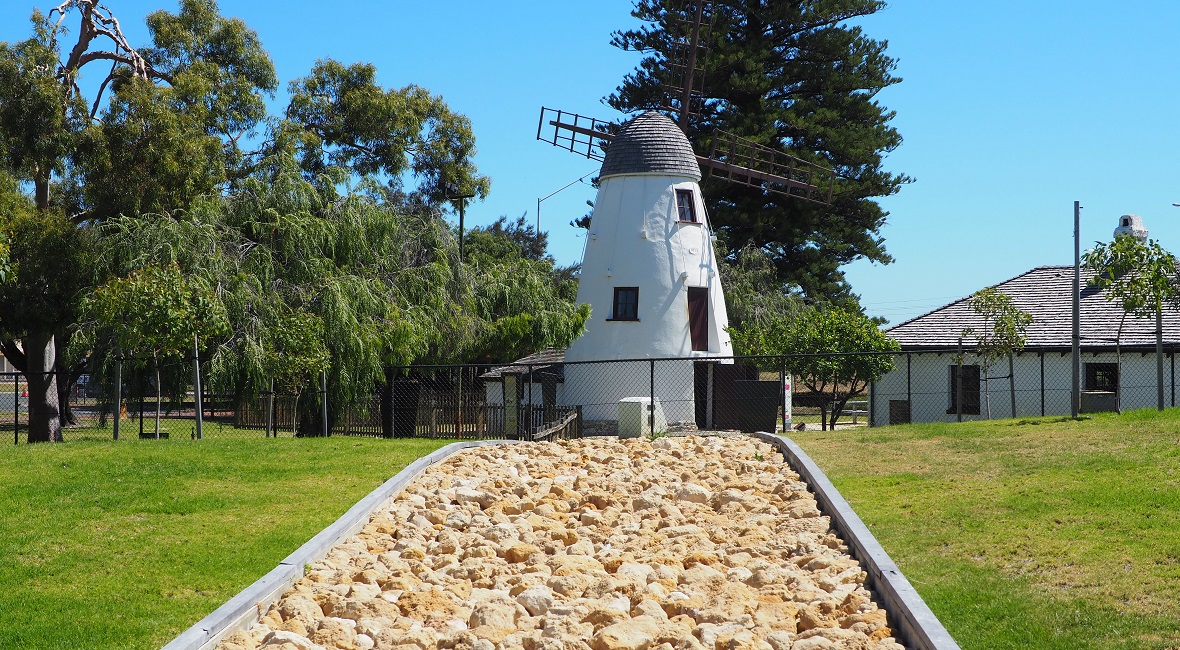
[0,436,452,650]
[12,411,1180,649]
[791,408,1180,650]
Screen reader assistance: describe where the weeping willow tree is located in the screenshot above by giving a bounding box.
[79,150,589,434]
[80,152,455,431]
[463,216,589,363]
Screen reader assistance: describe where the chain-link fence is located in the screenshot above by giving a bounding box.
[870,346,1180,426]
[14,346,1176,443]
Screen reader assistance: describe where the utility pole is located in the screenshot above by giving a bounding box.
[1072,200,1081,418]
[446,184,475,262]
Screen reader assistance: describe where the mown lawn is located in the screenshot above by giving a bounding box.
[791,408,1180,650]
[0,436,452,650]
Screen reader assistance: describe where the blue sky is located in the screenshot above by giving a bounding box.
[5,1,1180,325]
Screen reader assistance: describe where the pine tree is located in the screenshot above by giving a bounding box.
[608,0,911,300]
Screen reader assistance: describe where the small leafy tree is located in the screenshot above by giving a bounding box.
[961,288,1033,419]
[82,263,228,437]
[730,307,898,429]
[1082,236,1179,413]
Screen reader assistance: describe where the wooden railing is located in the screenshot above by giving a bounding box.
[531,407,582,442]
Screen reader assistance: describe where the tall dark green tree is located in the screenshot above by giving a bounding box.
[609,0,910,300]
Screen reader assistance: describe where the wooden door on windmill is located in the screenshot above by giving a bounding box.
[687,287,709,351]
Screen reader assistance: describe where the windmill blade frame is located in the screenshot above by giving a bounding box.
[700,129,836,204]
[536,107,614,162]
[661,0,714,129]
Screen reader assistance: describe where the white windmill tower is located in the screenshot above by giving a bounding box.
[535,1,836,430]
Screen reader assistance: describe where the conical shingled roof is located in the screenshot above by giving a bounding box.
[599,111,701,180]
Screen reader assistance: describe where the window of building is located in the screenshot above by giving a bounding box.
[675,189,697,223]
[1085,363,1118,392]
[947,365,981,415]
[611,287,639,321]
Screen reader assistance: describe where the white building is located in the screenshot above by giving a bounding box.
[561,111,733,424]
[871,217,1180,425]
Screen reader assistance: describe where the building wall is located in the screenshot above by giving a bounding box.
[870,350,1180,426]
[565,173,732,362]
[561,172,734,424]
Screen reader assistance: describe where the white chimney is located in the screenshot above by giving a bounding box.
[1113,214,1148,242]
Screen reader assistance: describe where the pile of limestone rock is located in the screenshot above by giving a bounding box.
[217,435,905,650]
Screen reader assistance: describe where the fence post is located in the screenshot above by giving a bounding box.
[706,362,714,430]
[193,336,203,440]
[1008,353,1016,419]
[527,364,534,438]
[1039,350,1045,417]
[906,352,912,415]
[113,356,122,441]
[1159,309,1165,411]
[455,365,463,440]
[649,359,655,436]
[13,375,18,445]
[381,367,394,439]
[956,338,964,423]
[575,405,583,438]
[320,369,329,437]
[266,376,274,438]
[779,364,786,433]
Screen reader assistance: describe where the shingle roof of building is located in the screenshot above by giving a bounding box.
[599,111,702,180]
[480,348,566,380]
[888,265,1180,349]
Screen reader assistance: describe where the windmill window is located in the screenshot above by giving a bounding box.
[675,189,698,223]
[1121,217,1131,227]
[609,287,639,321]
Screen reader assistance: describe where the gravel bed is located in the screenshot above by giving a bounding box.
[216,435,906,650]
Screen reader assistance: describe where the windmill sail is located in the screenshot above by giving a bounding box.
[700,129,836,204]
[536,107,614,161]
[662,0,713,130]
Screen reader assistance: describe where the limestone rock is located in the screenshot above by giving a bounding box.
[216,436,907,650]
[516,584,555,616]
[259,630,323,650]
[589,618,660,650]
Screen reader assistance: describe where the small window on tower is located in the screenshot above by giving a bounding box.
[611,287,639,321]
[675,189,697,223]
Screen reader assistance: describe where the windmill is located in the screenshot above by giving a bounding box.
[534,1,831,433]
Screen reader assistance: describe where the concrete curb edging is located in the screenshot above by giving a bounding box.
[161,439,524,650]
[750,431,960,650]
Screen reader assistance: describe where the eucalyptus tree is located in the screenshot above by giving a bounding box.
[0,0,276,441]
[0,173,92,442]
[285,58,490,208]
